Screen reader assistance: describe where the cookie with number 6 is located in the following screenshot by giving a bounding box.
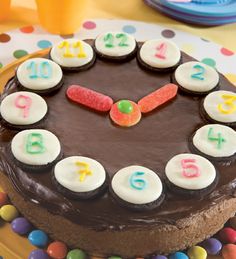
[15,58,64,95]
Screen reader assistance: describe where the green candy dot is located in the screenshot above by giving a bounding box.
[67,249,87,259]
[0,63,3,69]
[201,58,216,68]
[108,257,122,259]
[13,49,28,59]
[117,100,133,114]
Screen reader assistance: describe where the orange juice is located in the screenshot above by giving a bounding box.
[36,0,86,35]
[0,0,11,22]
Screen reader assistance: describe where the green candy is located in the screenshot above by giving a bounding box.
[108,256,122,259]
[117,100,133,114]
[67,249,87,259]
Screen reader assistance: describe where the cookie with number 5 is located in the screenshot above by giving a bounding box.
[15,58,64,95]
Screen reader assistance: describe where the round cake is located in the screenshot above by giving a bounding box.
[0,32,236,257]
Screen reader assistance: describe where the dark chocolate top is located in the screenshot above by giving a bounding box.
[1,45,236,231]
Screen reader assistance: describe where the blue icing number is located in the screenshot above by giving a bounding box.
[191,64,205,81]
[27,61,52,79]
[129,171,147,190]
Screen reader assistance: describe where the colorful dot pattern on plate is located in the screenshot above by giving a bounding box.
[165,153,216,190]
[192,124,236,158]
[203,90,236,124]
[0,91,48,126]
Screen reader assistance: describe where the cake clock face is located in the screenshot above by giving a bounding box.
[0,32,236,230]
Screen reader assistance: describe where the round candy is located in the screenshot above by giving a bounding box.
[66,249,87,259]
[203,90,236,124]
[28,249,49,259]
[0,204,19,222]
[0,191,8,207]
[11,129,61,166]
[222,244,236,259]
[152,255,168,259]
[11,217,32,235]
[50,39,95,69]
[108,257,122,259]
[174,61,219,94]
[169,252,189,259]
[110,100,141,127]
[47,241,68,259]
[192,124,236,158]
[138,39,181,70]
[0,91,48,127]
[54,156,106,199]
[28,229,48,248]
[16,58,63,92]
[200,238,222,255]
[95,31,137,59]
[187,246,207,259]
[229,216,236,230]
[111,165,164,210]
[218,227,236,243]
[165,153,216,192]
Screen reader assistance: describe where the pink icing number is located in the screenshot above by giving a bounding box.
[155,43,167,60]
[14,94,32,118]
[181,159,200,178]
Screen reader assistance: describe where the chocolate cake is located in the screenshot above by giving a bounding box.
[0,32,236,257]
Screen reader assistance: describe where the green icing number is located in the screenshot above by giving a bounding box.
[104,33,129,48]
[26,133,45,154]
[207,127,226,149]
[129,171,147,190]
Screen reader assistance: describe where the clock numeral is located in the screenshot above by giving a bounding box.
[155,42,167,60]
[14,94,32,118]
[58,41,87,58]
[181,159,200,178]
[218,94,236,114]
[191,64,205,81]
[26,133,45,154]
[27,61,52,79]
[207,127,226,149]
[103,33,129,48]
[75,161,92,182]
[129,171,147,190]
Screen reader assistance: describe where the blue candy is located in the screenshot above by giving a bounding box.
[28,230,48,248]
[200,238,222,255]
[169,252,189,259]
[28,249,49,259]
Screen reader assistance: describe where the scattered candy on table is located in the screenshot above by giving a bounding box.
[11,217,32,235]
[218,227,236,244]
[66,249,87,259]
[0,204,18,222]
[28,229,49,248]
[152,255,167,259]
[222,244,236,259]
[0,191,8,207]
[200,237,222,255]
[169,251,189,259]
[187,246,207,259]
[47,241,68,259]
[28,249,50,259]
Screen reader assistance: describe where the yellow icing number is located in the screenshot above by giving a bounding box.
[218,94,236,114]
[58,41,87,58]
[75,161,92,182]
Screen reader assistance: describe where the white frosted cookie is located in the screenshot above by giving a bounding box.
[16,58,63,91]
[139,39,181,69]
[54,156,106,193]
[50,39,95,68]
[165,153,216,190]
[193,124,236,158]
[175,61,219,93]
[203,90,236,124]
[111,165,163,205]
[95,32,137,58]
[11,129,61,166]
[0,91,47,126]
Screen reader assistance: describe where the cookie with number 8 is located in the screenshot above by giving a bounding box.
[16,58,64,95]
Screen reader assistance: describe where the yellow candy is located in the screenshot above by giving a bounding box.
[187,246,207,259]
[0,204,19,222]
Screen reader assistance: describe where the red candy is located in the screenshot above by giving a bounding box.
[222,244,236,259]
[47,241,68,259]
[138,83,178,113]
[218,227,236,244]
[67,85,114,112]
[0,191,8,207]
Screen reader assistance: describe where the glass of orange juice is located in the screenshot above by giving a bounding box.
[36,0,86,35]
[0,0,11,22]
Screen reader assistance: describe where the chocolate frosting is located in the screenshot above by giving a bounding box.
[1,47,236,231]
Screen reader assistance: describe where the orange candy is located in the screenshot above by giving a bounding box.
[47,241,68,259]
[110,100,141,127]
[222,244,236,259]
[138,83,178,113]
[0,192,8,207]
